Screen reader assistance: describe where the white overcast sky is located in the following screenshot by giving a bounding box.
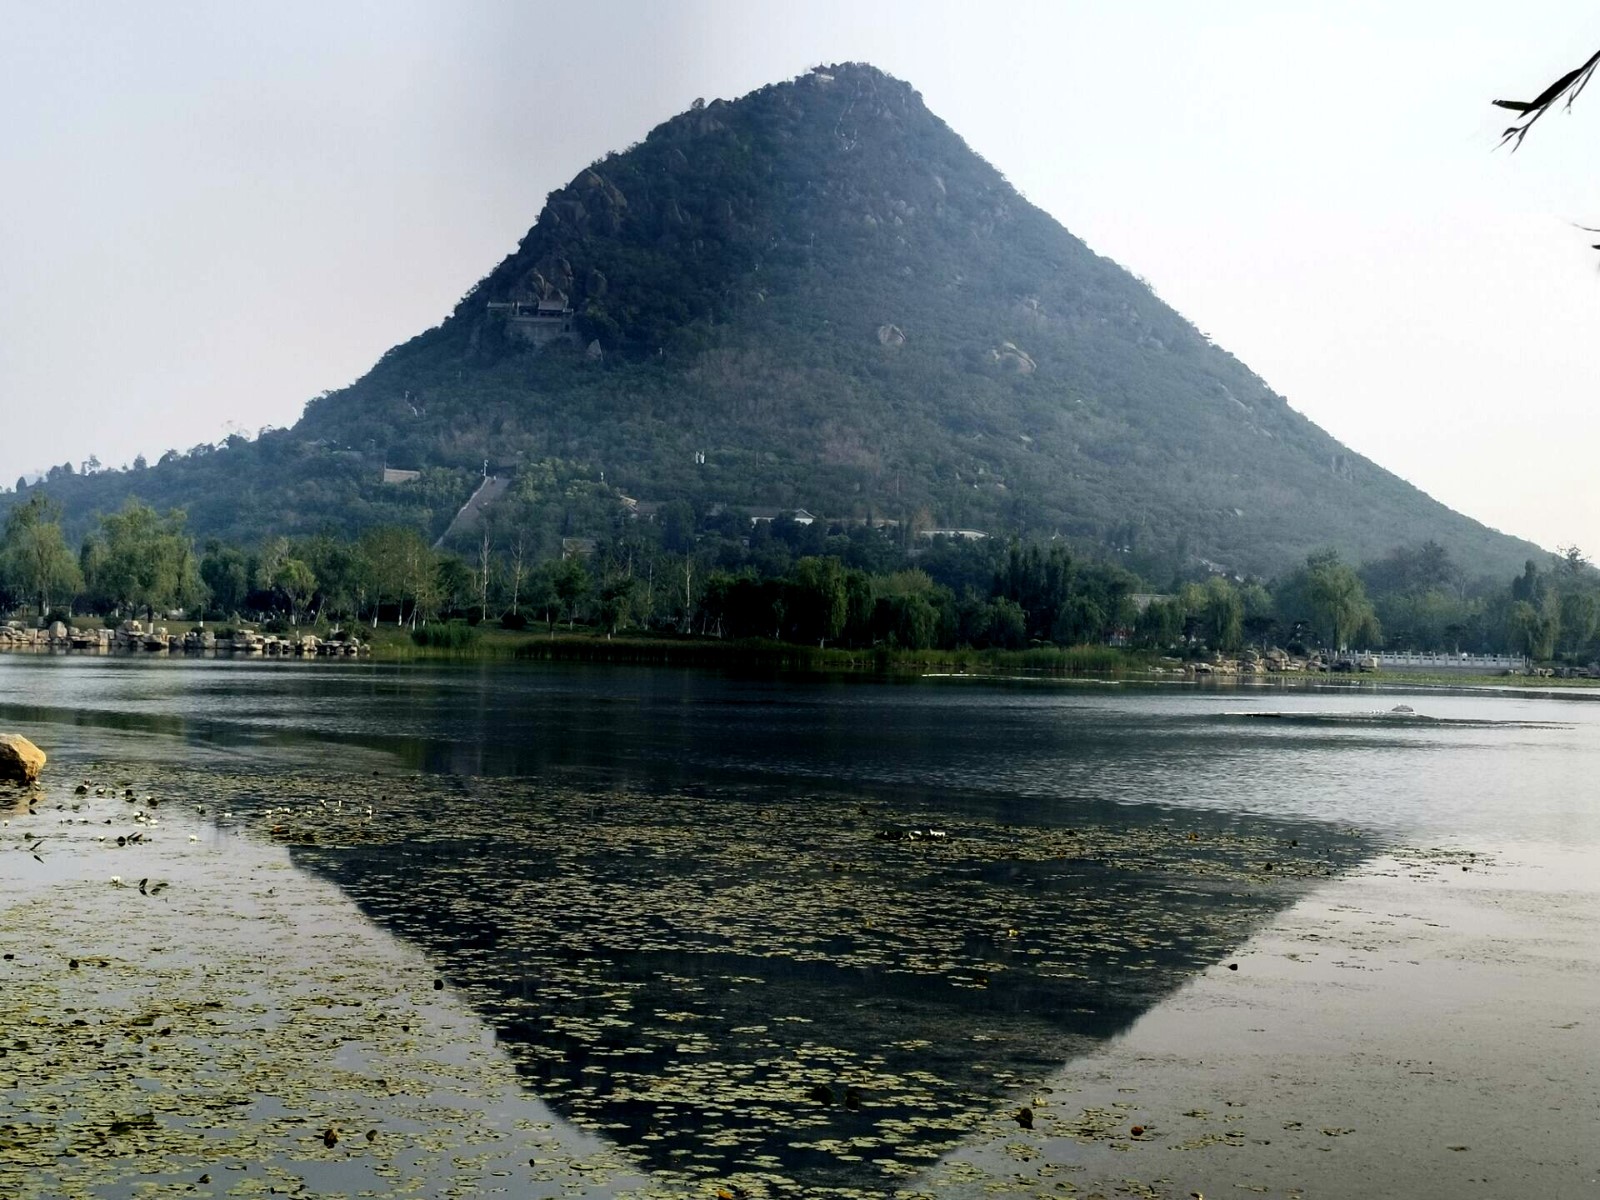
[3,1,1598,558]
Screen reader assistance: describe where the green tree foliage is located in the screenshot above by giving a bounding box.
[700,571,786,640]
[598,575,642,637]
[11,470,1597,667]
[434,557,476,617]
[1198,576,1244,652]
[984,598,1028,649]
[994,544,1075,642]
[1557,589,1597,658]
[660,500,696,555]
[1050,594,1105,646]
[1301,550,1379,651]
[299,533,370,622]
[82,501,203,619]
[553,557,592,628]
[868,570,942,649]
[1132,598,1183,651]
[199,541,251,617]
[524,560,563,631]
[1239,582,1276,645]
[1362,540,1463,599]
[1,493,83,614]
[273,558,317,624]
[1508,598,1559,660]
[359,527,437,628]
[787,557,849,647]
[1490,548,1600,663]
[1357,541,1491,653]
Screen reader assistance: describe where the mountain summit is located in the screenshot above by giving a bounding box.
[27,63,1540,576]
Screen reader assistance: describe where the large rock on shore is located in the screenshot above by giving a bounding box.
[0,734,46,784]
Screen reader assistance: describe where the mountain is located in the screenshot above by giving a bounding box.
[16,63,1542,578]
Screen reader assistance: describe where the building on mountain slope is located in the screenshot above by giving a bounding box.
[748,509,817,527]
[918,528,988,541]
[486,298,576,348]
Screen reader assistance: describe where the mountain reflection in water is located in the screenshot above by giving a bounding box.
[270,776,1366,1194]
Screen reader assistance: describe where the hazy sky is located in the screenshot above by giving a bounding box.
[3,1,1598,558]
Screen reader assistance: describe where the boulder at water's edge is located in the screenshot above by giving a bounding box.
[0,734,46,784]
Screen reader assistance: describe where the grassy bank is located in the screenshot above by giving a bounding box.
[358,622,1141,675]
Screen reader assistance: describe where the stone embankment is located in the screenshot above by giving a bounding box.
[1159,647,1572,679]
[1153,648,1380,678]
[0,619,368,658]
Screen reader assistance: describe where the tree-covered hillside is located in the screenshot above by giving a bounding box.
[8,63,1543,578]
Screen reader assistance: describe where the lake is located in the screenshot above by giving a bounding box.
[3,656,1597,1198]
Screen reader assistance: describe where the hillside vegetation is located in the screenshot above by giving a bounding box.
[7,63,1542,580]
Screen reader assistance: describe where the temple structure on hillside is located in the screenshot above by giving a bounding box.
[487,297,576,347]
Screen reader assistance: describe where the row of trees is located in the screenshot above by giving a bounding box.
[4,493,1599,662]
[1,494,204,620]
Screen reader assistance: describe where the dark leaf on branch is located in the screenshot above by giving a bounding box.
[1527,65,1588,111]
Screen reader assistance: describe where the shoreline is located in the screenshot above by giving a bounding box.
[4,633,1598,701]
[6,630,1593,694]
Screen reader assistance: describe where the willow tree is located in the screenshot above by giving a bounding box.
[272,558,317,625]
[788,556,848,647]
[1200,576,1244,652]
[1,493,83,615]
[1509,596,1560,661]
[1303,550,1379,652]
[85,501,204,621]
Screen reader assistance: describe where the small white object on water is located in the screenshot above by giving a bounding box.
[110,875,123,886]
[188,834,198,842]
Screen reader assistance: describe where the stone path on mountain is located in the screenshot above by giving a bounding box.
[434,474,509,548]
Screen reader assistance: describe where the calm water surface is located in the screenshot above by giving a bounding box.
[4,655,1597,846]
[3,656,1597,1196]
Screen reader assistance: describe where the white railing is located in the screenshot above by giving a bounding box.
[1357,651,1525,670]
